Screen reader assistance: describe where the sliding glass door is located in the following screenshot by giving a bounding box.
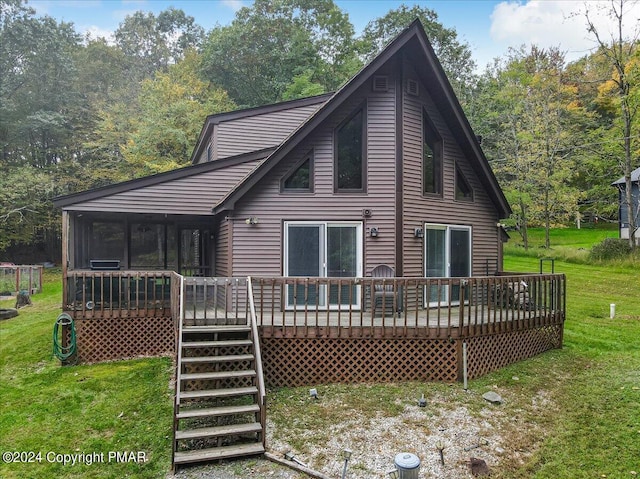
[285,222,362,309]
[424,224,471,306]
[286,224,324,307]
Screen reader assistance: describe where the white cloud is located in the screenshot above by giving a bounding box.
[490,0,640,61]
[221,0,245,12]
[82,25,115,43]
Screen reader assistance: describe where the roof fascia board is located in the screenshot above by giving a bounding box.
[54,147,275,209]
[190,93,334,163]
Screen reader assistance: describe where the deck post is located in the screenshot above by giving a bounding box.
[455,339,465,382]
[61,211,69,309]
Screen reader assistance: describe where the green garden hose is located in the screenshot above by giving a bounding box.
[52,313,76,361]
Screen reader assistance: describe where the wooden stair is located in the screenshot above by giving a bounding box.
[172,322,266,469]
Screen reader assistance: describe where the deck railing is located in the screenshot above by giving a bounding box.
[64,270,173,318]
[251,274,566,339]
[181,276,249,325]
[62,271,566,340]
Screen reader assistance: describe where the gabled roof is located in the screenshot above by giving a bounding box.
[53,147,274,213]
[212,19,511,218]
[190,93,333,164]
[612,167,640,185]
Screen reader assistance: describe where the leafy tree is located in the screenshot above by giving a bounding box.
[562,54,620,221]
[477,47,584,248]
[87,8,207,184]
[122,51,236,175]
[0,165,55,251]
[0,0,83,252]
[114,7,204,80]
[358,4,476,103]
[0,1,81,168]
[585,0,640,247]
[282,70,326,100]
[201,0,356,107]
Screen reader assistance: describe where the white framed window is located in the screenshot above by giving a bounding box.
[284,221,363,309]
[424,223,472,307]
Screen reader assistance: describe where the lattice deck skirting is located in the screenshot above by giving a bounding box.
[259,324,563,386]
[261,338,459,385]
[66,316,175,364]
[465,325,563,379]
[65,318,563,384]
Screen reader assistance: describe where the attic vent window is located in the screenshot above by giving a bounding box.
[206,144,212,162]
[373,76,388,92]
[407,79,419,96]
[282,154,313,192]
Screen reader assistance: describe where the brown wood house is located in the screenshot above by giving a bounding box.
[54,17,566,370]
[54,20,566,467]
[56,19,511,292]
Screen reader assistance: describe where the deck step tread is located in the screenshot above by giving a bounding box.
[181,354,254,364]
[173,443,264,465]
[183,325,250,333]
[177,403,260,419]
[179,386,258,400]
[180,370,256,381]
[175,422,262,441]
[181,340,252,348]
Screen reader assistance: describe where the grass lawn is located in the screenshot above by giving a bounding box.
[498,255,640,478]
[1,228,639,478]
[0,270,174,479]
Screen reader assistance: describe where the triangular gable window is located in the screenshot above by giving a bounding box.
[455,166,474,201]
[282,155,313,192]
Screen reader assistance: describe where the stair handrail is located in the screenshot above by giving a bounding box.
[175,273,185,406]
[171,272,185,470]
[246,276,267,442]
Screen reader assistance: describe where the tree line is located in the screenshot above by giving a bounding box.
[0,0,638,260]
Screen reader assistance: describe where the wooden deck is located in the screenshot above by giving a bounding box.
[62,272,566,379]
[63,271,566,340]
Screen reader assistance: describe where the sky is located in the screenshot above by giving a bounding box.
[27,0,640,71]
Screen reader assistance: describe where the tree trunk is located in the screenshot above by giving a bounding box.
[622,100,636,248]
[519,196,529,250]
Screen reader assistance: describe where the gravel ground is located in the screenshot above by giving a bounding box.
[171,457,304,479]
[170,385,536,479]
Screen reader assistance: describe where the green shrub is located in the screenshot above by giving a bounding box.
[589,237,633,261]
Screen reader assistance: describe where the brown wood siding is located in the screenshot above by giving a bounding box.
[402,59,500,277]
[66,160,262,215]
[215,218,229,276]
[229,66,398,278]
[196,138,213,164]
[216,104,323,160]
